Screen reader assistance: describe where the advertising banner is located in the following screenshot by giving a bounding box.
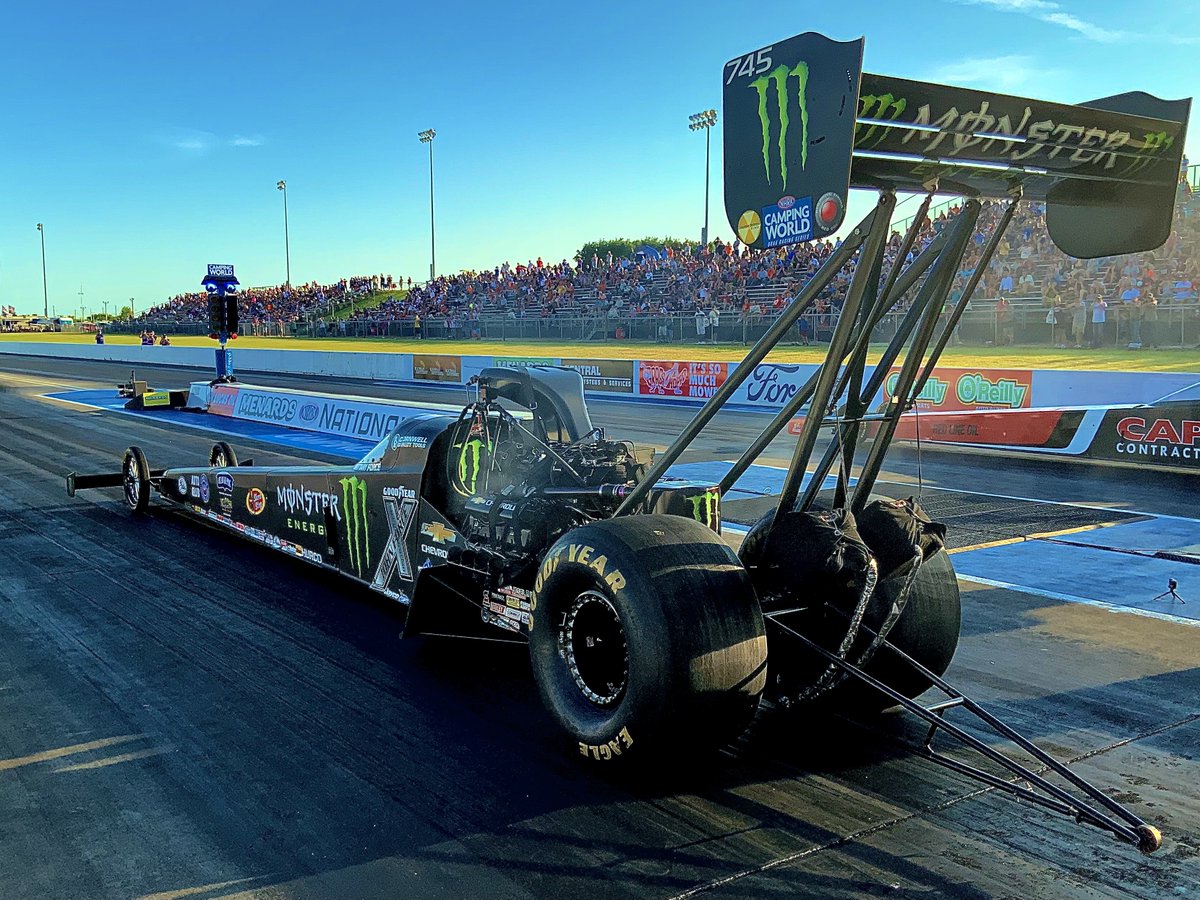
[560,358,634,393]
[882,367,1033,412]
[638,361,730,400]
[1091,401,1200,471]
[728,363,821,409]
[208,385,452,443]
[413,354,463,382]
[494,356,559,368]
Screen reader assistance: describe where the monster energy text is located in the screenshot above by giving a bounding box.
[340,475,371,577]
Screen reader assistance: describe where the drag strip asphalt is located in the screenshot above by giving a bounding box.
[1,357,1198,899]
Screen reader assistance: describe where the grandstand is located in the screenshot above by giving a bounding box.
[127,168,1199,348]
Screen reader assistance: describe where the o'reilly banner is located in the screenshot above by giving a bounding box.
[723,31,863,249]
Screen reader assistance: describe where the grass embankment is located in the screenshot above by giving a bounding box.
[2,332,1196,373]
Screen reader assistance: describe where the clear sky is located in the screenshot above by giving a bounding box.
[2,0,1196,316]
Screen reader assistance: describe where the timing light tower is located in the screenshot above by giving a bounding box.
[202,264,240,382]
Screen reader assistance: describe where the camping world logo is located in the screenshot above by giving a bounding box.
[751,62,809,188]
[339,476,371,577]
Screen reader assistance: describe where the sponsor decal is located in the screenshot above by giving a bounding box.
[339,476,371,577]
[748,60,810,187]
[883,367,1032,412]
[216,472,235,495]
[737,210,761,244]
[246,487,266,515]
[287,518,326,536]
[639,362,730,399]
[420,543,449,560]
[372,491,418,593]
[453,437,490,495]
[141,390,171,408]
[760,196,813,248]
[390,434,429,451]
[275,483,342,520]
[737,363,813,407]
[199,477,210,504]
[420,521,456,544]
[299,403,319,422]
[413,354,462,382]
[176,476,188,495]
[688,488,721,530]
[560,358,634,394]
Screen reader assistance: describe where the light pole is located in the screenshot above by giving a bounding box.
[688,109,718,246]
[36,224,48,317]
[277,180,291,288]
[418,129,437,281]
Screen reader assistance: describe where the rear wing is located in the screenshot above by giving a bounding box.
[852,75,1191,258]
[723,31,1191,259]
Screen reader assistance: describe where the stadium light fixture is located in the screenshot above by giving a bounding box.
[36,223,48,318]
[276,180,291,288]
[418,129,437,280]
[688,109,718,245]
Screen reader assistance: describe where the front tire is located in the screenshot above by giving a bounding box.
[209,441,237,468]
[529,515,767,764]
[122,446,150,514]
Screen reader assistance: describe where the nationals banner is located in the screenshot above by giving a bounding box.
[638,362,730,400]
[560,358,634,393]
[882,367,1033,412]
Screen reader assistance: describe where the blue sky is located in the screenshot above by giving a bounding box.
[2,0,1196,315]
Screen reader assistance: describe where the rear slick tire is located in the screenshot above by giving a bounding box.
[528,515,767,766]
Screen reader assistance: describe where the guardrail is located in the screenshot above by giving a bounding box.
[113,303,1200,349]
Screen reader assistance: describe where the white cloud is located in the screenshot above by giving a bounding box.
[929,55,1054,93]
[953,0,1125,42]
[231,135,265,147]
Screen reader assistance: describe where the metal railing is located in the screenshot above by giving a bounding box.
[109,303,1200,350]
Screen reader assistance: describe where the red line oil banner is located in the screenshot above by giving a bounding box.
[413,354,463,382]
[207,384,240,417]
[883,367,1033,412]
[560,358,634,393]
[638,361,730,400]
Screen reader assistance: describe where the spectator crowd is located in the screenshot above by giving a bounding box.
[130,169,1199,348]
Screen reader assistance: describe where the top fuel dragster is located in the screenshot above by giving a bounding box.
[68,30,1190,855]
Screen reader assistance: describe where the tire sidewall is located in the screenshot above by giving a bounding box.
[530,526,673,762]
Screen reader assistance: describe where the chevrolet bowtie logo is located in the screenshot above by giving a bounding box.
[420,521,456,544]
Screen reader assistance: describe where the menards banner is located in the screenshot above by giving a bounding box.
[883,367,1032,412]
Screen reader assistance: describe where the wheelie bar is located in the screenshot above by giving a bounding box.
[765,612,1163,855]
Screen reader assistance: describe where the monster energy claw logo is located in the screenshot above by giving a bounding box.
[750,62,809,187]
[454,437,489,495]
[340,475,371,577]
[688,490,721,530]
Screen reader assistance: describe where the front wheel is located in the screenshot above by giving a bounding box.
[209,441,237,468]
[122,446,150,514]
[528,515,767,765]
